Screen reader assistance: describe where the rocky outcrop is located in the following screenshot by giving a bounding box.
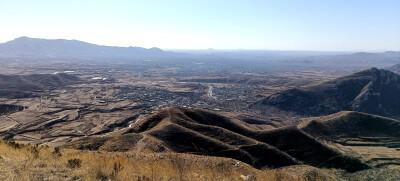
[251,68,400,118]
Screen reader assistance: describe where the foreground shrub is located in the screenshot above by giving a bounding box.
[67,158,82,169]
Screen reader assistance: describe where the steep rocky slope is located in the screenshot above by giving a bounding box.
[387,63,400,74]
[251,68,400,118]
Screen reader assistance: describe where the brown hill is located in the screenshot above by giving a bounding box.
[298,111,400,138]
[250,68,400,118]
[65,106,369,172]
[0,73,81,98]
[299,111,400,168]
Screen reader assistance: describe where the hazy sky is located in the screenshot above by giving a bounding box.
[0,0,399,51]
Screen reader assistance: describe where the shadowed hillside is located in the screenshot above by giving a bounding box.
[0,73,82,98]
[250,68,400,118]
[299,111,400,139]
[62,133,144,152]
[299,111,400,168]
[67,106,370,172]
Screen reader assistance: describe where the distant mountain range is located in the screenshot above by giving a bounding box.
[1,37,399,66]
[313,51,400,64]
[251,68,400,118]
[0,37,166,60]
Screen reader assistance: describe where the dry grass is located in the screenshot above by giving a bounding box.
[0,140,339,181]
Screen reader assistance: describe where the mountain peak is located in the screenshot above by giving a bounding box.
[15,36,30,39]
[9,36,33,42]
[360,67,378,72]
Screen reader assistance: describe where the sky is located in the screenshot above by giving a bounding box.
[0,0,399,51]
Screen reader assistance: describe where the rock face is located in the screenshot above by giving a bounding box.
[0,73,82,98]
[251,68,400,118]
[0,36,165,60]
[387,63,400,74]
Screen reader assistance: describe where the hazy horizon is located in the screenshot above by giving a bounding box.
[1,0,399,51]
[1,36,399,53]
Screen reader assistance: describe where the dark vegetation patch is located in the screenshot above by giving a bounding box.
[300,111,400,139]
[0,104,25,115]
[0,73,82,98]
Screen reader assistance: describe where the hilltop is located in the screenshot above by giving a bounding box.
[251,68,400,118]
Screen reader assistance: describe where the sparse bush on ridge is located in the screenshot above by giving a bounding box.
[67,158,82,169]
[7,141,22,149]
